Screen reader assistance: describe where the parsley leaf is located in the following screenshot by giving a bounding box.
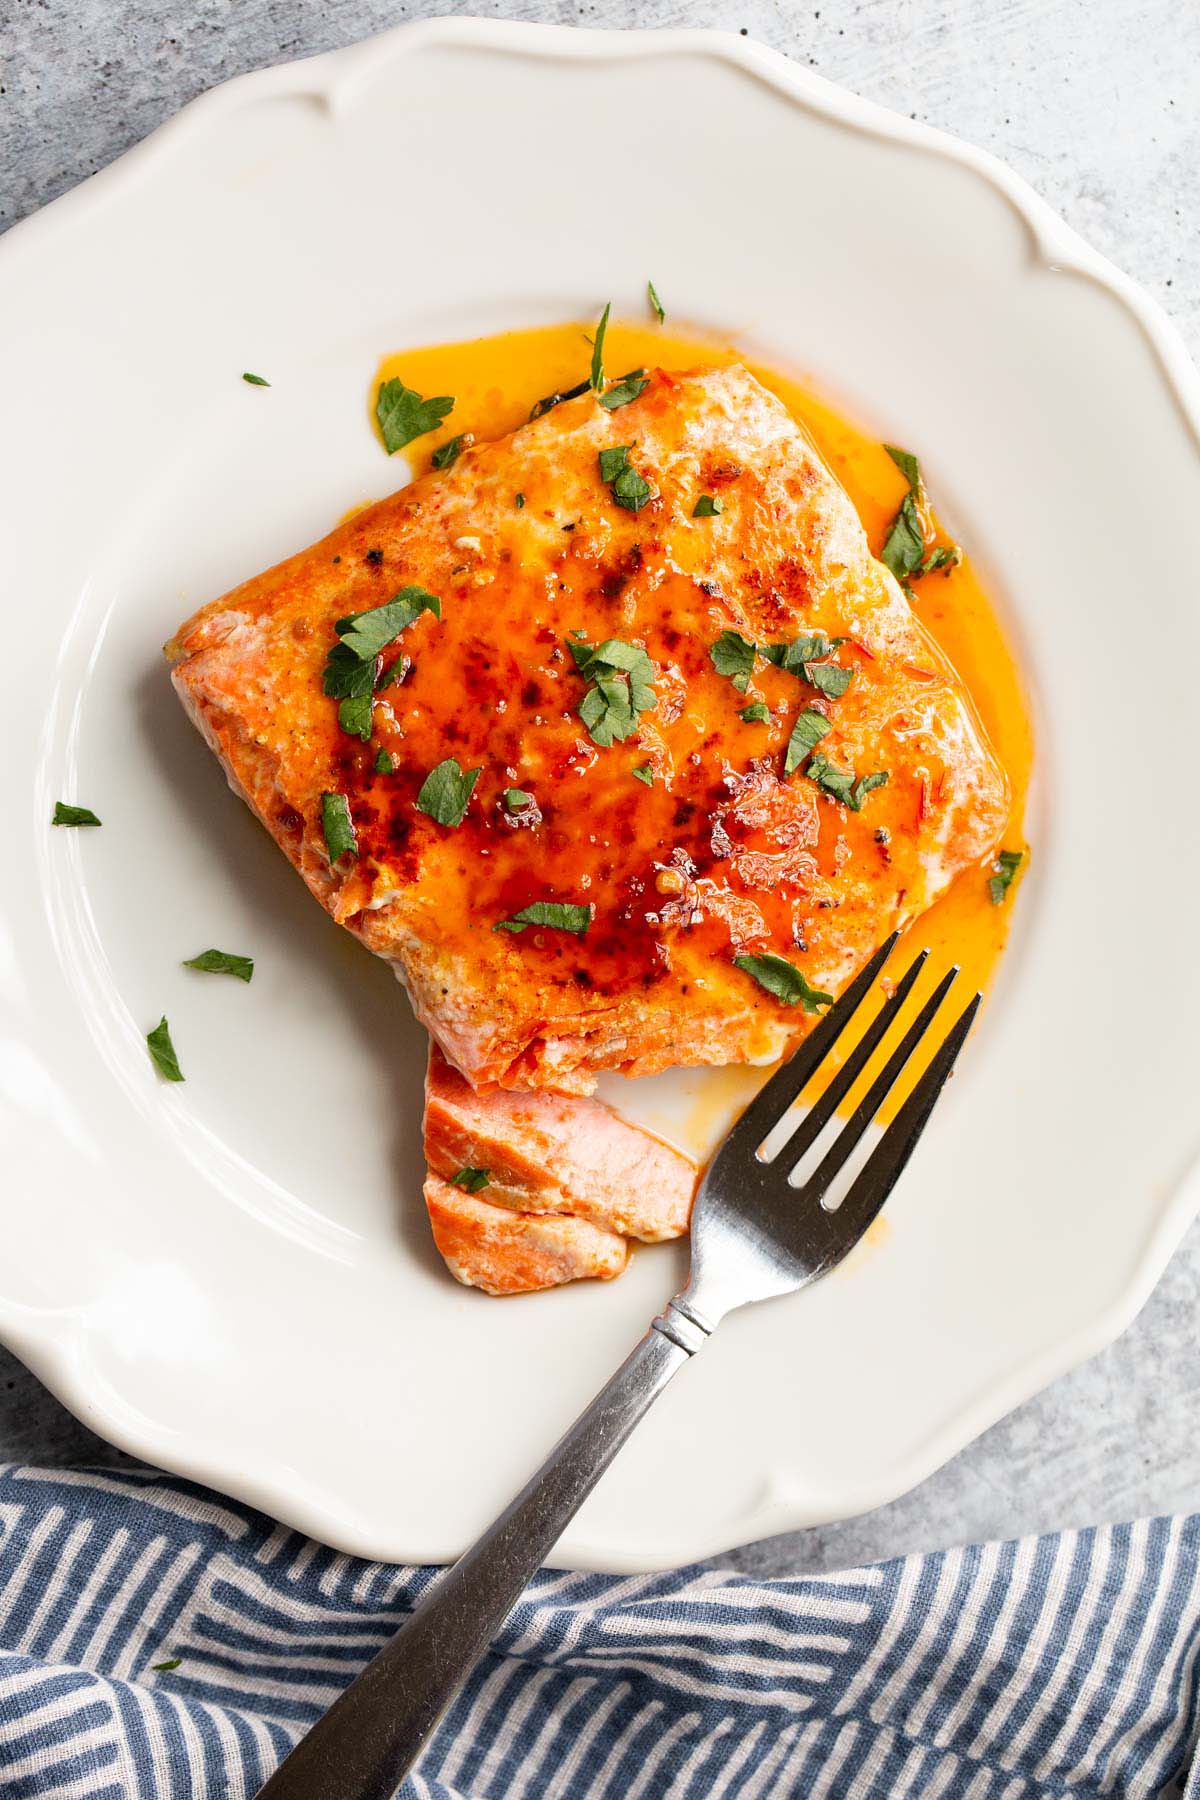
[147,1017,184,1082]
[590,302,611,392]
[740,701,770,723]
[884,444,921,489]
[632,762,654,785]
[806,754,889,810]
[431,434,468,471]
[515,492,525,508]
[376,379,454,455]
[597,442,653,512]
[241,372,269,387]
[504,788,533,812]
[881,444,927,579]
[763,635,852,697]
[151,1658,182,1672]
[495,902,592,936]
[806,662,854,700]
[693,494,723,517]
[529,380,589,421]
[648,278,665,324]
[989,848,1024,905]
[568,636,657,746]
[333,588,441,664]
[183,949,254,982]
[337,695,374,741]
[600,371,648,411]
[374,748,395,775]
[733,953,833,1013]
[322,644,377,700]
[449,1167,490,1192]
[321,792,357,863]
[918,544,963,576]
[710,629,757,694]
[415,758,480,828]
[598,444,633,484]
[52,802,101,827]
[882,493,925,578]
[784,707,831,774]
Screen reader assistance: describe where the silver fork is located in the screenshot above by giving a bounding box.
[260,934,979,1800]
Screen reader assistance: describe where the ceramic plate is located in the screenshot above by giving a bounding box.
[3,19,1199,1570]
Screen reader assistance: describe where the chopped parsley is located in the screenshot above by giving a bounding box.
[431,434,468,471]
[376,378,454,455]
[529,380,589,421]
[323,588,440,734]
[337,695,374,741]
[784,707,831,775]
[693,494,723,517]
[241,372,269,387]
[52,802,101,827]
[151,1658,182,1672]
[632,762,655,785]
[374,748,395,774]
[733,953,833,1013]
[918,544,963,576]
[806,754,890,811]
[880,443,926,579]
[740,701,770,724]
[146,1016,184,1082]
[568,635,657,746]
[648,278,665,324]
[415,758,480,828]
[590,302,611,392]
[504,787,533,812]
[597,443,653,513]
[183,949,254,983]
[449,1168,490,1192]
[515,492,525,508]
[989,848,1024,905]
[765,634,853,698]
[321,792,357,863]
[601,370,649,411]
[709,629,757,694]
[494,901,592,937]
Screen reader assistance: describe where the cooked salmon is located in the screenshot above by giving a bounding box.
[168,360,1009,1292]
[424,1179,628,1296]
[168,364,1008,1098]
[423,1044,695,1291]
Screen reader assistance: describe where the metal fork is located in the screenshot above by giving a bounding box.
[260,934,979,1800]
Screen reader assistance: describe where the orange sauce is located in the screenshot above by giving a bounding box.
[373,322,1032,1124]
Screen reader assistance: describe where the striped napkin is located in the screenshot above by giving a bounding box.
[0,1466,1197,1798]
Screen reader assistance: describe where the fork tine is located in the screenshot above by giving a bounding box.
[770,949,929,1168]
[720,932,900,1162]
[798,965,960,1205]
[831,992,982,1244]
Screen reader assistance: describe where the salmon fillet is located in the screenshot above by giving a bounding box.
[423,1045,695,1292]
[168,363,1008,1103]
[168,361,1009,1293]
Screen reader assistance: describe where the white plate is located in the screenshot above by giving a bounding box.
[3,19,1199,1571]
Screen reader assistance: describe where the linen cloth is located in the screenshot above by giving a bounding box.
[0,1466,1198,1798]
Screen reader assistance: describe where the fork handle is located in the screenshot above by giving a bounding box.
[258,1315,702,1800]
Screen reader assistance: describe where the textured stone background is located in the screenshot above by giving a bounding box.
[2,0,1198,1575]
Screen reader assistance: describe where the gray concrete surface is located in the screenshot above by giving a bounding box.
[2,0,1198,1576]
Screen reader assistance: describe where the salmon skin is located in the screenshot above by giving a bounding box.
[168,363,1008,1291]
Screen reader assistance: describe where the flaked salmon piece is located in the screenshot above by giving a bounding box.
[425,1177,627,1295]
[169,362,1008,1099]
[424,1045,695,1246]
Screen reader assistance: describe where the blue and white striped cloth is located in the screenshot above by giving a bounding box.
[0,1466,1197,1797]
